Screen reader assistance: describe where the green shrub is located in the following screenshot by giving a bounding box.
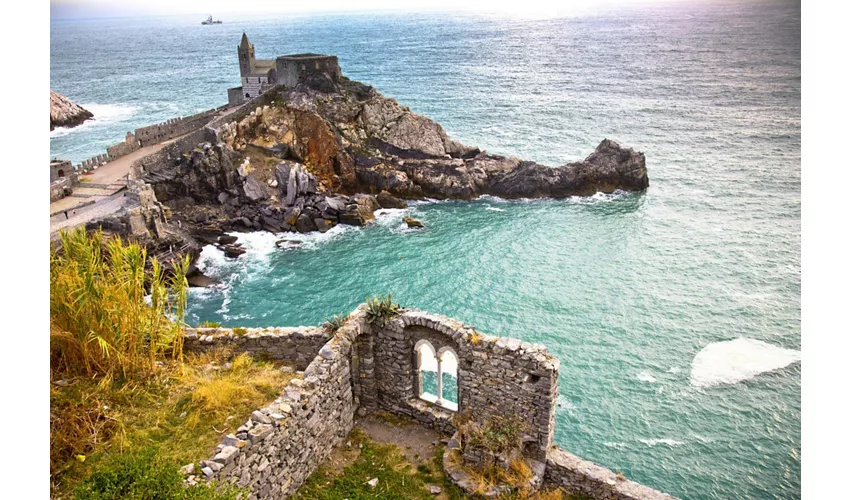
[73,447,242,500]
[198,321,222,328]
[364,295,401,327]
[232,327,248,336]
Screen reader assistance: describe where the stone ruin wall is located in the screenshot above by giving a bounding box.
[364,311,558,460]
[181,306,677,500]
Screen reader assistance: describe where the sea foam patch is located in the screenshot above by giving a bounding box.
[50,103,139,137]
[690,338,801,388]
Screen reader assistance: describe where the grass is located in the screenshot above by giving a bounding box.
[296,426,582,500]
[198,320,222,328]
[232,327,248,335]
[51,349,295,497]
[71,446,242,500]
[295,429,465,500]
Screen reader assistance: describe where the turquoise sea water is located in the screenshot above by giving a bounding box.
[51,2,800,498]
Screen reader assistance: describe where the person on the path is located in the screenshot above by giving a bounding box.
[63,210,68,219]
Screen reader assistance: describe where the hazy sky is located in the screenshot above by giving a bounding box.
[51,0,687,20]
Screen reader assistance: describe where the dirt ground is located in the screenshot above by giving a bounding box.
[319,413,446,477]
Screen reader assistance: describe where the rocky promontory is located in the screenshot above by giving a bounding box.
[88,71,648,274]
[50,89,93,131]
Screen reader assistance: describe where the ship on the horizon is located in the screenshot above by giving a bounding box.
[201,15,222,25]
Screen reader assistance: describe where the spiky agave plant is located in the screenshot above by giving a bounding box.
[364,295,401,327]
[322,313,350,335]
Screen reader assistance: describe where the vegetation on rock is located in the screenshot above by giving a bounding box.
[364,295,402,327]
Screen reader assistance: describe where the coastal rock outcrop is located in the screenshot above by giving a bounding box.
[215,79,647,201]
[50,89,93,131]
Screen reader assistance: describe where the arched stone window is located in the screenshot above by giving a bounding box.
[57,169,65,178]
[437,347,459,411]
[414,340,458,411]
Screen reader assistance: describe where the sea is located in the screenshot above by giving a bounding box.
[50,1,801,498]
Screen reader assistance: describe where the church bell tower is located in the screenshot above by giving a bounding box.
[238,32,255,76]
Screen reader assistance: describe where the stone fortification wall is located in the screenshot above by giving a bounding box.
[106,132,141,159]
[275,55,340,88]
[184,326,330,371]
[50,175,78,202]
[180,307,675,500]
[135,107,226,147]
[544,448,677,500]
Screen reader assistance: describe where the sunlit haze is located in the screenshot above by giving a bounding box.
[51,0,690,20]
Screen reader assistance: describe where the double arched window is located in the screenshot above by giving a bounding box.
[414,340,458,411]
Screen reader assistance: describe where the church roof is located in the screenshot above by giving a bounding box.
[251,60,275,74]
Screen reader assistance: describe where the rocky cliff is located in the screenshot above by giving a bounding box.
[50,89,93,131]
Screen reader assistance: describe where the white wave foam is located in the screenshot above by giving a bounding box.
[602,442,625,449]
[637,371,656,383]
[50,103,139,137]
[667,366,681,374]
[690,338,801,388]
[564,189,630,205]
[484,205,506,212]
[639,438,684,447]
[555,395,578,417]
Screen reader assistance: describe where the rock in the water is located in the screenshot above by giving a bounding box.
[218,235,238,245]
[223,244,246,258]
[50,89,93,131]
[275,239,303,249]
[295,214,318,233]
[376,191,408,209]
[186,270,219,288]
[403,216,424,228]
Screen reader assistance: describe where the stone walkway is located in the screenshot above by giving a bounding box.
[50,192,130,239]
[49,133,190,237]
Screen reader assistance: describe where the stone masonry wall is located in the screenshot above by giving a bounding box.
[367,310,559,460]
[184,326,330,371]
[188,308,368,499]
[184,307,676,500]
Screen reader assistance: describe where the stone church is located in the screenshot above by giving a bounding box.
[227,33,341,106]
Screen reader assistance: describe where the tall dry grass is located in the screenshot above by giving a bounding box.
[50,227,190,380]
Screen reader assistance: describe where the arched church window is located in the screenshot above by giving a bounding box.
[414,340,458,411]
[437,347,459,411]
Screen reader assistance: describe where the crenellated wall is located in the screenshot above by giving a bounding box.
[183,306,677,500]
[134,107,226,147]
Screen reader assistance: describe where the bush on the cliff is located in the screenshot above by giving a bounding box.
[50,227,190,380]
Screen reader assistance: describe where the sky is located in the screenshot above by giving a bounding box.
[50,0,691,20]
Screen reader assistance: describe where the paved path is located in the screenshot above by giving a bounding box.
[49,133,193,237]
[50,192,131,239]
